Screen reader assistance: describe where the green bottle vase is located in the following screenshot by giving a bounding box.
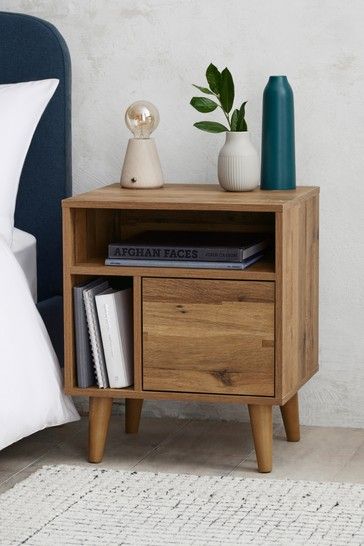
[260,75,296,190]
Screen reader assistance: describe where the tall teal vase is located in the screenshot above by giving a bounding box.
[261,76,296,190]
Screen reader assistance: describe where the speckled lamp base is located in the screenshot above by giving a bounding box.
[121,138,164,189]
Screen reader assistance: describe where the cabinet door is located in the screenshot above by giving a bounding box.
[142,278,275,396]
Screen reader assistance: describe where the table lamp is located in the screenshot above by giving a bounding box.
[120,101,164,189]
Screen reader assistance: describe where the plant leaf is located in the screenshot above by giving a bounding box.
[220,67,234,113]
[239,101,247,118]
[237,117,248,131]
[236,101,248,131]
[193,121,228,133]
[193,84,214,95]
[190,97,218,113]
[230,109,239,131]
[206,63,221,94]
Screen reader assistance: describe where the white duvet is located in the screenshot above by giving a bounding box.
[0,235,79,451]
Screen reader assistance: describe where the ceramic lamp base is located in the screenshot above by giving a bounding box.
[121,138,164,189]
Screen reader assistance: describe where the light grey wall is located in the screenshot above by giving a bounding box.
[2,0,363,427]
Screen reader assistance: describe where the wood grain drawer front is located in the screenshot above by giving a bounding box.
[142,278,275,396]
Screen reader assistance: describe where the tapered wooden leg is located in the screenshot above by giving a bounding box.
[248,404,273,473]
[88,397,113,463]
[125,398,143,433]
[280,393,300,442]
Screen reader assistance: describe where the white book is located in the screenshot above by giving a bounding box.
[95,288,133,388]
[83,281,110,388]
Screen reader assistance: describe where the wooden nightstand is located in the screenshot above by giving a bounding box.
[62,183,319,473]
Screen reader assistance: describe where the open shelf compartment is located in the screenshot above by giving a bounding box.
[69,207,276,279]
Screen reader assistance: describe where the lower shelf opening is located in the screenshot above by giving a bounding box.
[72,275,135,391]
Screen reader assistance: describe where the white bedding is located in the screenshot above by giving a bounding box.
[11,228,37,303]
[0,235,79,451]
[0,79,59,245]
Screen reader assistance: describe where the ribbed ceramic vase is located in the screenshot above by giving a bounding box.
[261,75,296,190]
[218,132,260,192]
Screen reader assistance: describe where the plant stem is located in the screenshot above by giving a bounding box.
[212,91,231,130]
[218,105,231,130]
[222,108,231,130]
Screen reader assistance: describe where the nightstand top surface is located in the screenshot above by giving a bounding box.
[63,183,319,212]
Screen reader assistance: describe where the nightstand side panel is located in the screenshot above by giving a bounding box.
[277,194,319,402]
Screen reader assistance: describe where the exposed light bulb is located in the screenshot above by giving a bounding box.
[125,101,160,139]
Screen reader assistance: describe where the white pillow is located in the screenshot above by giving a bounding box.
[0,79,59,246]
[0,234,79,451]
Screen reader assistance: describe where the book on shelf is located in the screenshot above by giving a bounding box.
[108,231,269,263]
[105,252,264,270]
[83,280,110,388]
[73,278,102,388]
[95,288,133,389]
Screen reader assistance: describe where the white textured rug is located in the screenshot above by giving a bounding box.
[0,465,363,545]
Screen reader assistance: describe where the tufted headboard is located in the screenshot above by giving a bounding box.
[0,11,71,302]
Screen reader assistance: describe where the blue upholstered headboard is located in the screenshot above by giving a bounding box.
[0,11,71,302]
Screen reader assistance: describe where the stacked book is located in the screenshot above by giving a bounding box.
[105,231,269,270]
[73,278,133,389]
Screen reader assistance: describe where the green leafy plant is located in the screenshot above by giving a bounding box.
[190,64,248,133]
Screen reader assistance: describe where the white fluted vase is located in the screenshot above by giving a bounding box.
[218,131,260,192]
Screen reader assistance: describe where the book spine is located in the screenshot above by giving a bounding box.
[96,298,124,388]
[108,244,242,263]
[117,290,134,387]
[83,292,105,388]
[83,288,110,388]
[105,253,263,270]
[73,288,94,388]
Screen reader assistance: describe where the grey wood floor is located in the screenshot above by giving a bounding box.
[0,416,363,494]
